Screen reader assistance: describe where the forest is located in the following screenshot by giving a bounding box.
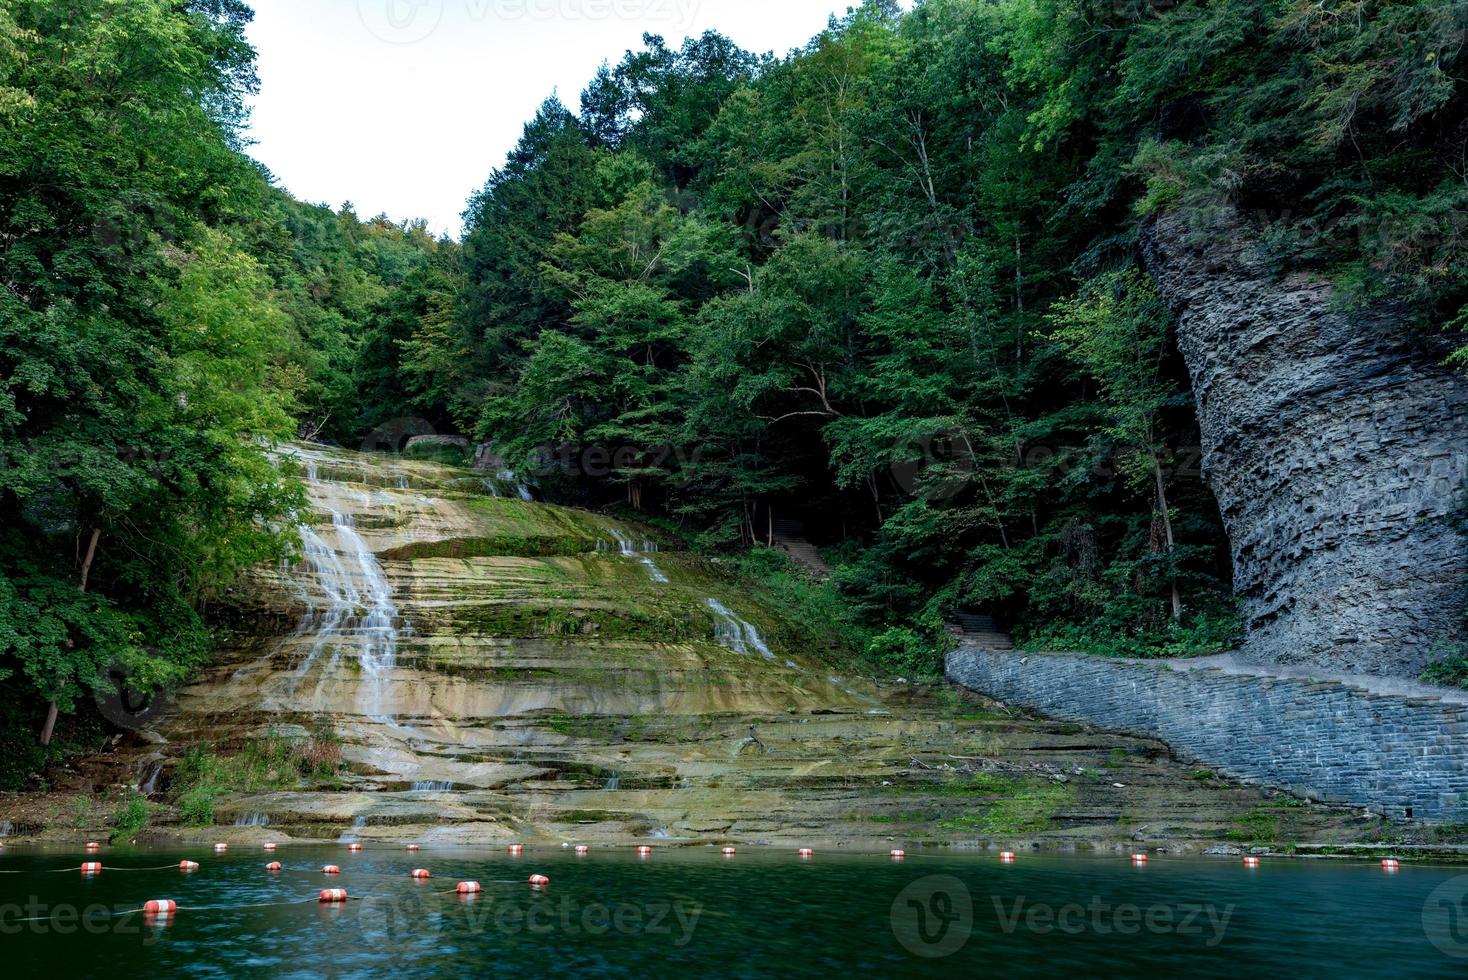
[2,0,1465,772]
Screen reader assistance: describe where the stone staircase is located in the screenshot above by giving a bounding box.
[771,517,831,579]
[948,611,1014,650]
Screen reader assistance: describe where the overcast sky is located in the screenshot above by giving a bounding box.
[243,0,901,237]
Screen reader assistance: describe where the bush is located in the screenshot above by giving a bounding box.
[1422,655,1468,690]
[111,793,150,840]
[866,627,948,677]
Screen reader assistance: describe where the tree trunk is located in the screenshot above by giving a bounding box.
[1152,457,1182,622]
[40,527,101,746]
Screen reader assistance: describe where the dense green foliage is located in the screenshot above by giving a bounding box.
[382,0,1465,664]
[3,0,1464,761]
[0,2,466,765]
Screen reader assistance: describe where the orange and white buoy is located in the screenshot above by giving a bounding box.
[456,881,481,895]
[721,847,737,856]
[797,848,814,858]
[346,843,363,853]
[143,900,177,919]
[1383,859,1401,871]
[319,889,349,904]
[528,874,550,887]
[1131,853,1149,865]
[1000,852,1016,863]
[84,842,101,852]
[262,843,277,851]
[406,845,421,852]
[507,844,524,856]
[1243,857,1261,869]
[411,869,431,879]
[890,849,906,859]
[80,862,102,875]
[637,845,653,856]
[322,865,341,875]
[575,845,590,856]
[179,860,200,873]
[266,862,282,872]
[213,843,228,853]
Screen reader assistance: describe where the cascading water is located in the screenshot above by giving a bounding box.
[604,772,621,791]
[265,453,403,725]
[706,598,776,660]
[606,529,670,583]
[234,812,271,827]
[410,781,454,792]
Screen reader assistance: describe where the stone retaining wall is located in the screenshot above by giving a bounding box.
[946,647,1468,821]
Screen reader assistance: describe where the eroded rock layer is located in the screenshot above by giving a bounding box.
[1143,209,1468,675]
[91,445,1368,849]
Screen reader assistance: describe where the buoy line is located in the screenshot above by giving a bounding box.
[0,863,188,874]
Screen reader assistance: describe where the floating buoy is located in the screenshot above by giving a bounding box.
[411,869,431,879]
[507,844,523,856]
[213,843,228,853]
[1243,857,1261,868]
[637,846,653,856]
[1000,852,1016,863]
[406,845,421,852]
[528,874,550,887]
[721,847,736,856]
[319,889,348,904]
[456,881,481,895]
[1131,854,1149,865]
[80,862,102,875]
[797,848,814,858]
[890,849,906,859]
[575,846,590,856]
[1382,859,1401,871]
[179,860,200,872]
[346,843,363,853]
[143,900,176,918]
[262,843,277,851]
[84,842,100,851]
[266,862,282,872]
[322,865,341,875]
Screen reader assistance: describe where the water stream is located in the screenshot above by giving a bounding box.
[706,598,776,660]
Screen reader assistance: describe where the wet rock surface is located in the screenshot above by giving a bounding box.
[1143,208,1468,676]
[49,445,1376,850]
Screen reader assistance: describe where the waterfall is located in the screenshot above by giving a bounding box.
[609,529,669,583]
[410,781,454,792]
[0,820,12,836]
[340,814,368,842]
[135,758,163,795]
[706,598,775,659]
[604,772,621,791]
[234,812,270,827]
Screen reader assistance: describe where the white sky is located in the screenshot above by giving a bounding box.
[244,0,901,238]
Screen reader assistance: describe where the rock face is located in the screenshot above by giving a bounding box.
[1143,209,1468,676]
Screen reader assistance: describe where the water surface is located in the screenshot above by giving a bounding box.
[1,846,1462,978]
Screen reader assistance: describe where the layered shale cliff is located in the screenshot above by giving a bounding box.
[48,445,1369,850]
[1142,209,1468,677]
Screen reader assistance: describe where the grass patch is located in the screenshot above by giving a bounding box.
[939,782,1075,834]
[172,725,345,826]
[111,792,150,841]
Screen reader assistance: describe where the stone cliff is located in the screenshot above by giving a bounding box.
[1142,208,1468,676]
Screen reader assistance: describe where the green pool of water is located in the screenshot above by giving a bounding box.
[1,845,1464,977]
